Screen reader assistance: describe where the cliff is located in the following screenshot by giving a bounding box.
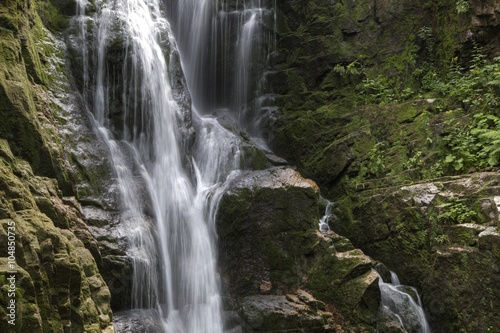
[268,0,500,332]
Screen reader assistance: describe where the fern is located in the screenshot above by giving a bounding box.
[471,128,500,166]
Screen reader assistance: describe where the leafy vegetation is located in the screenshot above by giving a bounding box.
[350,47,500,184]
[455,0,471,14]
[436,198,479,225]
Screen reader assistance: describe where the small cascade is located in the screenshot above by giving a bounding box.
[168,0,276,135]
[377,270,432,333]
[319,197,333,233]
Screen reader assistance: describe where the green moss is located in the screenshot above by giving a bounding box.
[37,1,70,33]
[240,146,268,170]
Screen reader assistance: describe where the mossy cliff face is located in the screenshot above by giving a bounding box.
[333,173,500,332]
[0,0,77,194]
[0,0,114,331]
[269,0,500,163]
[0,140,113,332]
[267,0,500,332]
[217,167,381,332]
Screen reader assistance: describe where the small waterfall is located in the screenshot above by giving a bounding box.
[377,270,432,333]
[319,197,333,233]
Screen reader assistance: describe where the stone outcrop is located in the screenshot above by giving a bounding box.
[333,173,500,332]
[0,0,115,330]
[0,140,113,332]
[266,1,500,332]
[217,167,381,332]
[269,0,500,181]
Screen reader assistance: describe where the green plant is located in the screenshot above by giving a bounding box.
[403,151,423,170]
[443,113,500,171]
[361,142,387,178]
[447,49,500,109]
[437,199,478,225]
[333,60,364,77]
[471,113,500,166]
[433,234,450,245]
[455,0,470,14]
[443,125,480,171]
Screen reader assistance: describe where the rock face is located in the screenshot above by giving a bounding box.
[266,1,500,332]
[269,0,500,185]
[217,167,381,332]
[0,0,115,331]
[0,140,113,333]
[333,173,500,332]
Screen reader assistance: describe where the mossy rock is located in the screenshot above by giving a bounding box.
[332,173,500,332]
[217,167,320,299]
[0,138,112,332]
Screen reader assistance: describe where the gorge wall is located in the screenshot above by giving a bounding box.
[267,0,500,332]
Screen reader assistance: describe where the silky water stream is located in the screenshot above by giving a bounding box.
[319,203,433,333]
[73,0,431,332]
[74,0,274,332]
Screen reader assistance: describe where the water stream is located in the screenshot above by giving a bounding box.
[74,0,275,332]
[71,0,438,331]
[377,271,432,333]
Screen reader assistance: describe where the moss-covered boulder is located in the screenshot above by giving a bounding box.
[217,167,382,331]
[218,167,321,298]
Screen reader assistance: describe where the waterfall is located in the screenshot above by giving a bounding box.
[377,270,432,333]
[74,0,275,332]
[319,197,333,233]
[168,0,276,134]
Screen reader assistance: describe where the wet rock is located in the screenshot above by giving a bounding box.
[0,0,114,327]
[113,309,165,333]
[478,227,500,250]
[217,167,381,330]
[333,172,500,332]
[218,167,320,299]
[241,295,332,332]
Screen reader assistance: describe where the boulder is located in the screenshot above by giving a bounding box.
[217,167,381,331]
[241,294,333,332]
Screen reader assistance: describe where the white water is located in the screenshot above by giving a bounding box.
[169,0,276,133]
[378,271,432,333]
[74,0,275,332]
[319,198,333,233]
[73,2,435,333]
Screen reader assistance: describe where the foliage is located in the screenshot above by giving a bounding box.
[403,151,423,170]
[443,113,500,172]
[455,0,470,14]
[358,142,387,179]
[348,47,500,185]
[333,60,364,77]
[437,198,479,225]
[357,77,414,104]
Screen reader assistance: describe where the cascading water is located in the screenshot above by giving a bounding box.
[73,1,435,332]
[319,197,333,233]
[74,0,275,332]
[377,271,432,333]
[168,0,276,134]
